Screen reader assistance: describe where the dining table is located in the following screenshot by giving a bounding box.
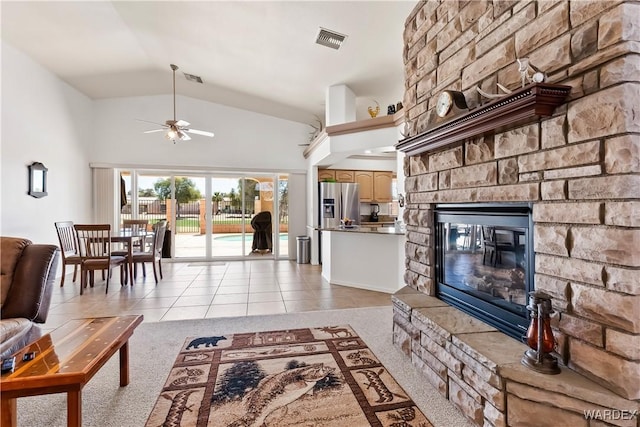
[111,230,153,285]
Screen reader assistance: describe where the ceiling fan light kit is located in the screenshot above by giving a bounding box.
[140,64,214,143]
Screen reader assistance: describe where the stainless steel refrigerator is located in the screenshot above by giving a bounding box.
[319,182,360,228]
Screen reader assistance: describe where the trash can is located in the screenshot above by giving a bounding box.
[296,236,310,264]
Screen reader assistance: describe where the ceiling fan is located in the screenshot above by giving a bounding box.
[139,64,214,143]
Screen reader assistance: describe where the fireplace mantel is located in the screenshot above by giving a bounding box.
[395,83,571,156]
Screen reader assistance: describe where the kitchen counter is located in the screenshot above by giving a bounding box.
[317,225,404,235]
[320,227,405,294]
[360,221,396,227]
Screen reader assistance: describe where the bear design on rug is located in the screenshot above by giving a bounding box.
[186,336,227,349]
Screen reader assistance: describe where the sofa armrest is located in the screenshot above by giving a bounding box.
[1,244,59,323]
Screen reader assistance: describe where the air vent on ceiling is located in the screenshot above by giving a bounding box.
[183,73,203,83]
[316,27,347,50]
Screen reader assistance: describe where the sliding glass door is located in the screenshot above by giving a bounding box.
[209,175,251,258]
[171,175,206,258]
[120,172,171,223]
[277,176,289,258]
[209,175,279,258]
[119,170,288,261]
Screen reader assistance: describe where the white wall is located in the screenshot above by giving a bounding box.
[92,95,310,171]
[1,41,93,246]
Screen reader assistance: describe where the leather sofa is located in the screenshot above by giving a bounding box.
[1,237,59,358]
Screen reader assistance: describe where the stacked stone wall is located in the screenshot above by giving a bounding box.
[394,287,640,427]
[397,1,639,425]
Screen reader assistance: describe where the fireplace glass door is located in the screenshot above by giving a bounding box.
[435,204,533,340]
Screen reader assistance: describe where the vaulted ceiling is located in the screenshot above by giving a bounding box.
[1,1,415,126]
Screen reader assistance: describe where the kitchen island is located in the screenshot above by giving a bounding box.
[319,225,405,294]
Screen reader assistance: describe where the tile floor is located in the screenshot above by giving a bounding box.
[45,260,393,332]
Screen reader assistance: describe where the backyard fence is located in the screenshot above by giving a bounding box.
[122,199,288,234]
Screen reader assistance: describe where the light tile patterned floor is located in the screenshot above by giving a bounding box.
[45,260,392,331]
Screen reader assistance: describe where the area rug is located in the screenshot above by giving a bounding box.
[146,325,434,427]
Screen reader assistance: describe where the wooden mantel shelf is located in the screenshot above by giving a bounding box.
[395,83,571,156]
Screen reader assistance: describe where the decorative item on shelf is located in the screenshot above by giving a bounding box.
[517,58,546,88]
[302,115,323,145]
[435,90,468,118]
[387,104,396,115]
[396,101,403,111]
[476,59,546,100]
[28,162,48,198]
[367,100,380,118]
[521,291,561,375]
[476,83,513,100]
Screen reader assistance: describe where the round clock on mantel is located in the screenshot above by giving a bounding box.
[435,90,468,118]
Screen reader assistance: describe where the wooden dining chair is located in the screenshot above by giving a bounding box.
[74,224,128,294]
[54,221,82,287]
[122,219,149,234]
[132,220,167,284]
[118,219,149,251]
[111,218,149,265]
[482,226,517,267]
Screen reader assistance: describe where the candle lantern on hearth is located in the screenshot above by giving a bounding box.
[521,291,561,374]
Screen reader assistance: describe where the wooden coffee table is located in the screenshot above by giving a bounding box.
[0,315,143,427]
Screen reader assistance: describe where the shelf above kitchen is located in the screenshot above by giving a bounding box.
[304,110,404,160]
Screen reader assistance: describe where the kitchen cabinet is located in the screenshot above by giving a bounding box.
[318,169,336,181]
[334,170,355,183]
[322,169,393,202]
[354,171,374,201]
[373,171,393,202]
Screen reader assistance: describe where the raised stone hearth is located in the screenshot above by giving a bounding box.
[393,287,639,427]
[394,1,639,426]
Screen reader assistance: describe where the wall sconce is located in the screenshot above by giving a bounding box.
[28,162,48,198]
[521,291,560,374]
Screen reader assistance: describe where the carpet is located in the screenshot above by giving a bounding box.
[146,325,433,427]
[15,307,471,427]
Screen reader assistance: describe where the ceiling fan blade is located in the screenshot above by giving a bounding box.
[186,128,215,137]
[137,118,168,127]
[143,65,207,143]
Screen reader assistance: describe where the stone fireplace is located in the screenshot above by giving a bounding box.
[392,1,639,426]
[434,203,534,340]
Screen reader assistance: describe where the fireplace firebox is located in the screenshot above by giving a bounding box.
[435,203,534,340]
